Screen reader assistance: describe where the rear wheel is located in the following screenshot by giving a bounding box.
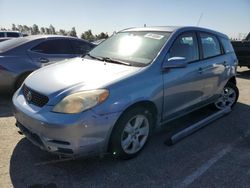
[110,107,153,160]
[213,82,239,110]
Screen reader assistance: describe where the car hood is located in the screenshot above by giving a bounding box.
[24,57,142,95]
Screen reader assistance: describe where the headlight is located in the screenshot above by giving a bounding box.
[52,89,109,114]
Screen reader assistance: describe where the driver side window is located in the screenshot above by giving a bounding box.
[169,32,199,63]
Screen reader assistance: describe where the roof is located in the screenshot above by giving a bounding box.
[121,26,228,38]
[0,31,22,33]
[121,26,181,32]
[23,35,79,40]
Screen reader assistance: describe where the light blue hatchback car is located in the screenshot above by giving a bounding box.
[13,26,239,159]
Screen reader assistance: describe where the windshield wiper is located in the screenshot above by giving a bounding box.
[85,54,131,66]
[101,57,131,66]
[84,53,104,61]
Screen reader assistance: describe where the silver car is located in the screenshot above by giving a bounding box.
[0,35,95,92]
[0,31,23,38]
[13,26,239,159]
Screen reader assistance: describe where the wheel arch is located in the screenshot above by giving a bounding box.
[15,71,32,90]
[106,100,158,152]
[227,76,236,85]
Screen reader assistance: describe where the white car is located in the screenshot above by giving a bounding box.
[0,31,23,38]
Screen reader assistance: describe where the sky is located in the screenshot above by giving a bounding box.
[0,0,249,39]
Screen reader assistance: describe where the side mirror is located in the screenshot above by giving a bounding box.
[163,57,187,69]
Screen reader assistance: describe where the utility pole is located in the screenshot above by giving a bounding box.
[196,13,203,26]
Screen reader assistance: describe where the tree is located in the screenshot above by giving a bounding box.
[80,33,86,40]
[81,30,95,41]
[69,27,77,37]
[3,24,110,39]
[12,24,18,31]
[17,25,24,32]
[40,27,45,34]
[58,29,67,36]
[29,27,34,35]
[32,24,39,34]
[49,24,56,35]
[23,25,30,34]
[96,32,109,40]
[45,28,50,35]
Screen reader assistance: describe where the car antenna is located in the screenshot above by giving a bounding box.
[196,13,203,26]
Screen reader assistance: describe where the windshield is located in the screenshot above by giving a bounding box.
[87,31,171,66]
[0,37,29,53]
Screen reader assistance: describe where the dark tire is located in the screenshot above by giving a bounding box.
[110,107,154,160]
[213,82,239,110]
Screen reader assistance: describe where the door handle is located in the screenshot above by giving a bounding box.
[198,67,203,74]
[39,57,49,63]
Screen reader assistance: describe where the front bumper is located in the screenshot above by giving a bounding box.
[13,90,120,157]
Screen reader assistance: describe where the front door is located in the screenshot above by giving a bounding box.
[162,32,203,120]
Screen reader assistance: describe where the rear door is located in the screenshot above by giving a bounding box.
[197,32,227,100]
[27,39,76,66]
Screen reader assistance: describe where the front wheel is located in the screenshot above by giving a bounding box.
[110,107,153,160]
[213,82,239,110]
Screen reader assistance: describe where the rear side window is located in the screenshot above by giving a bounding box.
[0,37,29,52]
[200,33,221,59]
[0,33,5,37]
[6,32,20,37]
[31,39,74,54]
[70,40,93,55]
[220,37,234,53]
[169,32,199,63]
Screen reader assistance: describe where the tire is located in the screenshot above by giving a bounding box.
[213,82,239,110]
[110,107,154,160]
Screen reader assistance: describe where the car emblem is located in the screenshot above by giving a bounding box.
[26,91,32,101]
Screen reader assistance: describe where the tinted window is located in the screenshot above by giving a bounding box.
[71,40,93,55]
[6,32,20,37]
[0,33,5,37]
[169,32,199,62]
[31,39,74,54]
[220,37,234,53]
[200,33,221,59]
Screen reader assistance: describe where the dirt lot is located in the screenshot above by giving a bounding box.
[0,67,250,188]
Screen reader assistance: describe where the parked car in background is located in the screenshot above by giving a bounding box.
[0,35,96,93]
[231,33,250,68]
[0,31,23,38]
[0,31,24,43]
[13,26,238,160]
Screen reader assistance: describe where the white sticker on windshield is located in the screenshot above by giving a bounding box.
[144,33,164,40]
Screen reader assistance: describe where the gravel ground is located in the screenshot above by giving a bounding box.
[0,67,250,188]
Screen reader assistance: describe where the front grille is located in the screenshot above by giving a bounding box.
[23,84,49,107]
